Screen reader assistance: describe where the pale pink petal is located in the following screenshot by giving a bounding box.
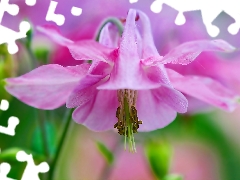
[5,64,90,110]
[160,40,236,65]
[98,9,159,90]
[68,40,115,62]
[72,90,118,131]
[154,86,188,113]
[38,25,115,63]
[37,25,73,46]
[167,69,240,111]
[145,64,172,86]
[99,23,120,48]
[67,61,111,108]
[137,10,160,58]
[137,90,177,131]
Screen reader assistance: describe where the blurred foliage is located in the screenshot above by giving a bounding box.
[34,47,50,65]
[96,141,115,165]
[163,174,184,180]
[0,44,17,100]
[143,113,240,180]
[32,117,57,158]
[145,141,172,179]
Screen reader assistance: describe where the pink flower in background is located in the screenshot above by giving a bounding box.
[4,9,239,150]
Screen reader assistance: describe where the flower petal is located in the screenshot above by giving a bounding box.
[145,64,188,113]
[99,22,120,48]
[98,9,159,90]
[37,25,114,63]
[154,86,188,113]
[5,64,90,109]
[160,40,236,65]
[167,68,240,111]
[68,40,115,62]
[145,64,172,86]
[72,90,118,131]
[37,25,73,46]
[137,10,160,58]
[137,90,177,131]
[66,61,111,108]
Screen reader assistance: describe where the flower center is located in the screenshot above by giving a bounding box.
[114,89,142,152]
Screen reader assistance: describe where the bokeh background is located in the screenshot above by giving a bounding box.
[1,0,240,180]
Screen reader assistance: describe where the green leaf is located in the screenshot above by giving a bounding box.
[0,147,45,163]
[31,117,57,157]
[145,141,172,179]
[96,141,114,165]
[163,174,184,180]
[0,148,22,161]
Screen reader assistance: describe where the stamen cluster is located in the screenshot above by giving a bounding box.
[114,89,142,152]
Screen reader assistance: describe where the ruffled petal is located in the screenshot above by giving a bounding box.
[68,40,115,62]
[137,10,160,58]
[37,25,73,46]
[145,64,172,86]
[37,25,114,63]
[98,9,159,90]
[67,61,111,108]
[167,68,240,111]
[5,64,90,109]
[154,86,188,113]
[160,40,236,65]
[137,90,177,131]
[99,23,120,48]
[145,64,188,113]
[72,90,118,131]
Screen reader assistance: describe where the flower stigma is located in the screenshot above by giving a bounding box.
[114,89,142,153]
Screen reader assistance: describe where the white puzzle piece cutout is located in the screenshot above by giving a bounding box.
[71,6,82,17]
[25,0,37,6]
[0,99,19,136]
[0,99,9,111]
[0,163,16,180]
[0,0,31,54]
[150,0,240,37]
[0,116,19,136]
[0,21,30,54]
[129,0,138,3]
[46,0,65,26]
[16,151,49,180]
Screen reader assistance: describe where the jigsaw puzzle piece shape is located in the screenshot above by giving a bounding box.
[16,151,49,180]
[71,6,82,17]
[0,99,9,111]
[0,116,19,136]
[0,21,30,54]
[150,0,164,13]
[224,0,240,35]
[46,0,65,26]
[0,0,19,22]
[25,0,37,6]
[201,3,221,37]
[0,163,16,180]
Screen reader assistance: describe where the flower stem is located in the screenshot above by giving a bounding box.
[95,18,124,42]
[48,108,74,180]
[37,110,51,161]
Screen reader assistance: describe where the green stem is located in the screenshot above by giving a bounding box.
[37,110,51,161]
[95,18,124,42]
[48,109,74,180]
[25,45,38,68]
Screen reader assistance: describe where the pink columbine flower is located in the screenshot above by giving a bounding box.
[5,9,239,151]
